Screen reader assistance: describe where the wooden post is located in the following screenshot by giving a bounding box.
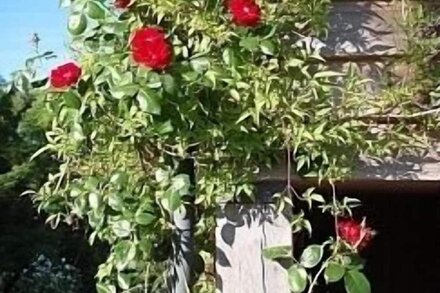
[169,159,195,293]
[216,204,292,293]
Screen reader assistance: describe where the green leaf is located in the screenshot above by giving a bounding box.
[117,272,131,290]
[190,57,211,73]
[167,190,182,212]
[287,58,304,68]
[87,1,106,20]
[300,245,323,268]
[68,13,87,36]
[161,74,176,94]
[229,89,240,101]
[287,265,308,293]
[313,71,345,79]
[112,220,131,238]
[108,193,123,211]
[85,176,99,190]
[342,254,365,270]
[135,212,156,226]
[110,172,128,186]
[171,174,191,196]
[71,123,85,142]
[137,90,161,114]
[262,245,292,260]
[89,192,101,210]
[325,262,345,283]
[96,284,116,293]
[147,72,162,88]
[63,92,81,109]
[182,71,199,82]
[239,37,260,51]
[344,270,371,293]
[114,240,136,271]
[310,193,325,203]
[154,120,174,135]
[88,210,104,228]
[260,39,276,55]
[111,84,138,99]
[222,48,236,66]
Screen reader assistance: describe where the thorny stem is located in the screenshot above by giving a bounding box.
[284,120,292,201]
[283,120,302,202]
[307,182,341,293]
[282,126,344,293]
[287,144,292,199]
[331,182,340,242]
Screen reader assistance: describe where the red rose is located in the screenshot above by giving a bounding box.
[227,0,261,27]
[50,62,82,89]
[115,0,131,9]
[337,218,374,250]
[130,27,172,70]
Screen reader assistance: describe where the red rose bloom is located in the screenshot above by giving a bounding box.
[227,0,261,27]
[337,218,374,250]
[115,0,131,9]
[130,27,172,70]
[50,62,82,89]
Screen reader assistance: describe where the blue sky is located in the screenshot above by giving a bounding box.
[0,0,67,79]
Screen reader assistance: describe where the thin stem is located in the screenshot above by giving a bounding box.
[144,263,150,293]
[331,182,339,240]
[283,119,292,201]
[330,182,342,257]
[307,261,328,293]
[340,105,440,124]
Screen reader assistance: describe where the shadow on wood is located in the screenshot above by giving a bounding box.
[216,204,291,293]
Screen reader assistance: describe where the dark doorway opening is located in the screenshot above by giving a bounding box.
[347,181,440,293]
[316,181,440,293]
[259,180,440,292]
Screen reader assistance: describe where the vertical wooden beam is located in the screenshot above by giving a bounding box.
[216,204,291,293]
[169,159,195,293]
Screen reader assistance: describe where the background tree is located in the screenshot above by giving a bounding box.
[0,51,56,194]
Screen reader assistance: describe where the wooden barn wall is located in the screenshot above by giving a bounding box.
[216,2,438,293]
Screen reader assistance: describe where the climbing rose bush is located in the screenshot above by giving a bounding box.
[35,0,423,292]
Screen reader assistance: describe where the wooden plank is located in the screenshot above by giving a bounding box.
[257,144,440,181]
[356,150,440,180]
[216,204,291,293]
[324,1,406,57]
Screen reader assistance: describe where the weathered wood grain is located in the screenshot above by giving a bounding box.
[216,204,291,293]
[356,149,440,180]
[325,1,406,57]
[257,144,440,181]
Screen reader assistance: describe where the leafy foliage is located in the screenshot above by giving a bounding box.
[0,52,55,194]
[31,0,437,292]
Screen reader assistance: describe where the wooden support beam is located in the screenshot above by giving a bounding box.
[216,204,291,293]
[257,145,440,182]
